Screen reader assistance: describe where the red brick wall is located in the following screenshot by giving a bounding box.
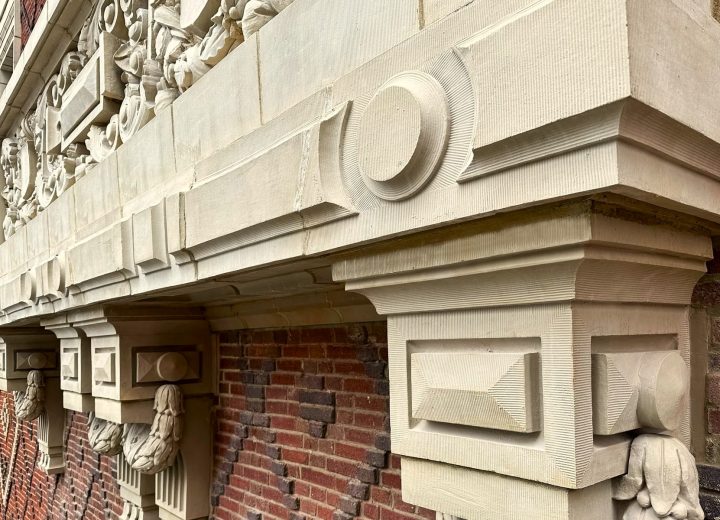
[20,0,46,47]
[0,391,123,520]
[213,323,437,520]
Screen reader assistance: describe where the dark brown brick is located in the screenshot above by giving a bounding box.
[299,389,335,406]
[299,404,335,423]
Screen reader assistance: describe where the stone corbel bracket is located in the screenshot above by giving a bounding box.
[0,327,64,474]
[70,306,213,520]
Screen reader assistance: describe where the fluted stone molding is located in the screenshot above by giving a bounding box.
[14,370,45,421]
[117,452,160,520]
[333,202,712,520]
[613,435,704,520]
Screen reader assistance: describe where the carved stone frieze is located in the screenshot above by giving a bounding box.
[0,0,294,238]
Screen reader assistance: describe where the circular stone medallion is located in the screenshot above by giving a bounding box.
[156,352,189,382]
[357,72,449,201]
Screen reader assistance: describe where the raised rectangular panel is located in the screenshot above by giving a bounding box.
[410,352,541,432]
[93,350,116,384]
[132,201,168,273]
[134,348,200,384]
[60,32,122,148]
[457,0,629,151]
[61,351,78,379]
[15,350,57,369]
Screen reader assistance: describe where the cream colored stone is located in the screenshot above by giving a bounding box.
[257,0,420,122]
[72,154,121,237]
[183,105,355,258]
[411,352,540,433]
[423,0,473,26]
[116,110,180,214]
[333,204,708,505]
[0,0,714,516]
[403,458,614,520]
[132,201,169,274]
[66,220,134,290]
[593,351,689,435]
[172,34,261,178]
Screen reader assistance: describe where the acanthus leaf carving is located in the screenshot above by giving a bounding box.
[613,434,704,520]
[13,370,45,422]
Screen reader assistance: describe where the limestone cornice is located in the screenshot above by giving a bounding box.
[0,0,717,328]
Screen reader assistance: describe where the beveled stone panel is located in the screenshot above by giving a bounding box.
[411,351,541,432]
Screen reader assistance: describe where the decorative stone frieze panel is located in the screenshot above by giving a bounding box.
[333,202,710,519]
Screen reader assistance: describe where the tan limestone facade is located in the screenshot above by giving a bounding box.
[0,0,717,518]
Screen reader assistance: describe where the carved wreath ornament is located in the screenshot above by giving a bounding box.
[613,435,704,520]
[13,370,45,422]
[89,384,185,474]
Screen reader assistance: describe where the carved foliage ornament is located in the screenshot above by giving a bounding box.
[88,411,124,456]
[13,370,45,422]
[613,434,704,520]
[122,384,184,475]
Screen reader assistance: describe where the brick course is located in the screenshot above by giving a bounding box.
[212,323,436,520]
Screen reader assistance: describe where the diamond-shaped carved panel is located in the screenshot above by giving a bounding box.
[410,352,541,433]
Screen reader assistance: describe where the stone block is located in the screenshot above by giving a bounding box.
[172,34,261,177]
[410,351,541,433]
[258,0,420,122]
[60,32,122,149]
[402,458,614,520]
[592,351,689,435]
[116,108,179,214]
